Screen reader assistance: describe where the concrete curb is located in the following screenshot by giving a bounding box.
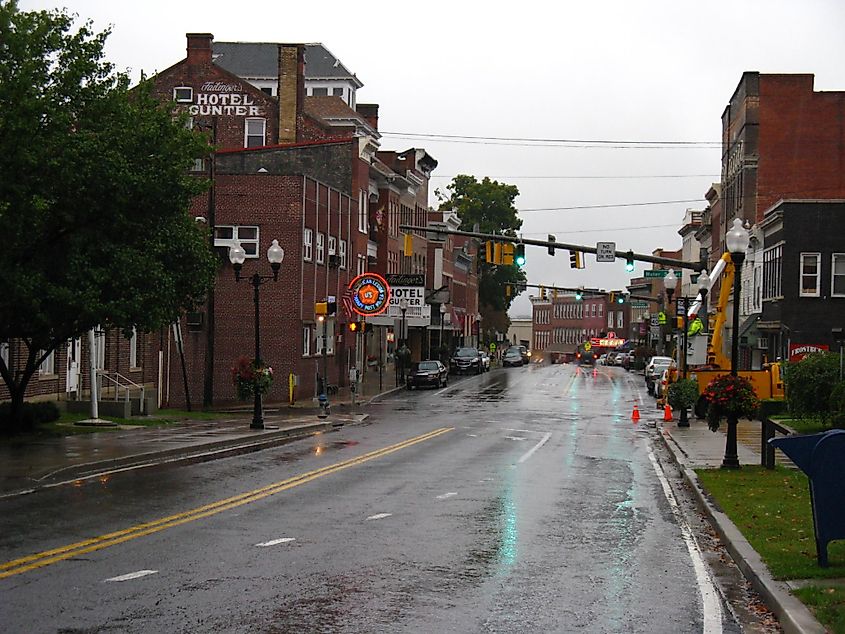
[657,426,826,634]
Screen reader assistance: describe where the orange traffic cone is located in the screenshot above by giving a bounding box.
[631,405,640,422]
[663,404,673,421]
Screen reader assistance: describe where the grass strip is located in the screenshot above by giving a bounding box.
[696,466,845,632]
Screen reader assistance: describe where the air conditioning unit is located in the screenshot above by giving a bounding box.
[186,312,204,331]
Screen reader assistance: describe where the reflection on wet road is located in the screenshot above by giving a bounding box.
[0,363,736,632]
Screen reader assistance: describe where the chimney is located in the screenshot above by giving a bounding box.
[356,104,379,131]
[278,44,305,144]
[186,33,213,66]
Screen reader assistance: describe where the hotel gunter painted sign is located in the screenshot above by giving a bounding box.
[186,82,265,117]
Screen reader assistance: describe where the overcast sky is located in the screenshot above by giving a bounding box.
[21,0,845,317]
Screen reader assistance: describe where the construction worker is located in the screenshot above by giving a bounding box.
[688,316,703,336]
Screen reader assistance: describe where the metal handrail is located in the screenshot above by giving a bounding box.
[96,370,145,414]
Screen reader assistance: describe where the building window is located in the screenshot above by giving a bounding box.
[358,191,368,234]
[191,158,205,172]
[260,87,273,96]
[38,349,55,376]
[215,226,259,257]
[608,313,614,328]
[129,327,138,369]
[617,311,624,328]
[173,86,193,103]
[303,326,311,356]
[339,240,347,269]
[357,254,366,275]
[1,341,8,368]
[799,253,821,297]
[303,228,313,261]
[328,236,337,257]
[244,118,266,148]
[312,87,329,97]
[598,303,603,317]
[762,243,783,300]
[316,233,325,265]
[333,87,344,97]
[833,254,845,297]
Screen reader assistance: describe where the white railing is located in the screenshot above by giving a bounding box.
[96,371,145,414]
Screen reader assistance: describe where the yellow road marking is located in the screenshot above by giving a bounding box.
[1,427,453,579]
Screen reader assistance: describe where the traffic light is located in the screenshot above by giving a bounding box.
[616,293,625,304]
[502,243,515,265]
[569,250,583,269]
[609,292,615,304]
[539,285,546,300]
[403,233,413,257]
[505,284,512,298]
[494,242,503,264]
[328,299,337,315]
[547,234,556,256]
[485,241,494,263]
[625,250,635,272]
[575,288,583,301]
[315,301,328,315]
[515,243,526,267]
[348,321,361,333]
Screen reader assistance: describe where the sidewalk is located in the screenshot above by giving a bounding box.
[657,415,825,634]
[0,374,403,499]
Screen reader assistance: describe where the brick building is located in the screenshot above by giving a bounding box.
[531,292,622,359]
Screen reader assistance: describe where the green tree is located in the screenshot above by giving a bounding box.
[438,175,526,339]
[0,3,217,432]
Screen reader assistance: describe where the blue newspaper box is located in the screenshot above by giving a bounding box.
[769,429,845,567]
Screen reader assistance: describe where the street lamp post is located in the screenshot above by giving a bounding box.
[723,218,749,469]
[399,298,409,383]
[228,239,284,430]
[663,270,691,426]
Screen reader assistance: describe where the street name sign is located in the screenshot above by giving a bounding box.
[644,269,683,278]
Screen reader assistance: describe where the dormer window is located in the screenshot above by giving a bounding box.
[173,86,193,103]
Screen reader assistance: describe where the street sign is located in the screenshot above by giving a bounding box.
[596,242,616,263]
[631,301,649,308]
[650,315,660,327]
[426,222,447,243]
[644,269,683,278]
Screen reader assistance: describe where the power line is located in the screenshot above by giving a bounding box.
[519,198,703,212]
[382,131,722,148]
[522,223,679,236]
[431,174,720,180]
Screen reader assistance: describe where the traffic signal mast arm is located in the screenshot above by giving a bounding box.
[400,224,705,272]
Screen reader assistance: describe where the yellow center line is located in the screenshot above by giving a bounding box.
[1,427,453,579]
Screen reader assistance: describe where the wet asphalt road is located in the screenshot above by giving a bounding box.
[0,363,751,633]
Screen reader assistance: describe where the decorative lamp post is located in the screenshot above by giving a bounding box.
[229,239,284,430]
[399,298,409,383]
[722,217,749,468]
[663,268,677,359]
[475,312,482,348]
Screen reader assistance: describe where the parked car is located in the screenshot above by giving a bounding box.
[407,360,448,389]
[606,351,619,366]
[518,345,530,364]
[478,350,491,372]
[646,357,674,395]
[598,353,608,365]
[450,347,484,375]
[502,348,524,367]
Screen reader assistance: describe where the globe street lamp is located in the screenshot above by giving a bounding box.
[229,239,284,430]
[722,217,749,468]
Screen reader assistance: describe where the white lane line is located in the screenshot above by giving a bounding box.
[436,492,458,500]
[105,570,158,582]
[505,435,526,441]
[256,538,296,547]
[366,513,392,521]
[467,433,478,437]
[647,446,723,633]
[504,428,553,435]
[518,432,552,463]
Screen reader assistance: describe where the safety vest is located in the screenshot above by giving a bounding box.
[688,317,703,336]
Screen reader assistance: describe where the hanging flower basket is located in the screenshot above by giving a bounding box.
[701,373,760,432]
[231,356,274,401]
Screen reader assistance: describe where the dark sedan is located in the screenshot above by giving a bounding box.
[406,360,449,389]
[502,348,524,367]
[450,347,484,375]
